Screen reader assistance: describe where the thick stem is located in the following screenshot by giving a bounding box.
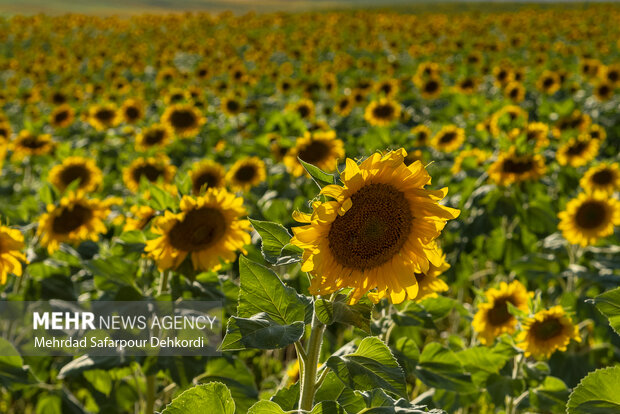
[298,312,325,412]
[145,374,156,413]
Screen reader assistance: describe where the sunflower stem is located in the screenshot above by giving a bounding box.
[157,270,169,296]
[145,374,156,413]
[298,309,325,412]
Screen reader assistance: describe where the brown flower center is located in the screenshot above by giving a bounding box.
[59,165,91,189]
[566,141,588,156]
[132,164,164,183]
[298,140,331,164]
[169,109,197,129]
[424,79,439,93]
[20,136,47,149]
[372,103,395,120]
[125,106,140,121]
[487,297,516,326]
[575,201,606,229]
[234,165,257,183]
[52,204,93,235]
[502,158,534,174]
[531,317,563,341]
[144,129,166,145]
[439,131,457,144]
[168,207,227,252]
[193,171,221,194]
[297,104,311,118]
[328,183,412,270]
[591,169,613,185]
[95,109,115,123]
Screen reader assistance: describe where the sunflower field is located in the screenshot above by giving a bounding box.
[1,4,620,414]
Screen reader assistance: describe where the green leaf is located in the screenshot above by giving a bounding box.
[315,295,372,333]
[588,287,620,336]
[270,382,299,411]
[529,376,569,413]
[392,337,420,377]
[567,367,620,414]
[237,256,310,325]
[200,357,259,414]
[247,400,286,414]
[83,369,112,396]
[248,219,294,264]
[456,343,515,386]
[162,382,235,414]
[311,401,346,413]
[36,395,62,414]
[326,337,407,398]
[147,184,177,211]
[486,373,525,407]
[298,158,336,188]
[0,338,39,387]
[414,343,476,393]
[221,313,305,351]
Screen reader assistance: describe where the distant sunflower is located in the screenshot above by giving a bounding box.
[558,192,620,246]
[556,137,599,168]
[88,103,120,131]
[289,99,315,120]
[594,81,615,101]
[50,104,75,128]
[517,306,580,359]
[135,124,173,151]
[413,246,450,301]
[120,98,144,124]
[411,125,432,147]
[456,77,478,94]
[431,125,465,152]
[11,131,55,160]
[419,76,442,100]
[221,96,243,116]
[493,66,514,87]
[587,124,606,141]
[524,122,550,150]
[284,130,345,177]
[291,149,460,304]
[473,280,530,345]
[123,205,156,232]
[504,81,525,102]
[375,78,399,98]
[580,163,620,196]
[161,103,205,139]
[226,156,266,192]
[364,99,401,126]
[48,156,102,193]
[451,148,490,174]
[536,70,561,95]
[334,96,354,116]
[123,155,177,193]
[189,160,226,195]
[145,188,251,271]
[488,148,546,186]
[0,223,26,284]
[37,191,110,254]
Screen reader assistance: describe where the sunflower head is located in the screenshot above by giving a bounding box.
[50,104,75,128]
[431,125,465,152]
[291,148,460,304]
[410,125,432,147]
[556,136,599,168]
[289,99,315,120]
[558,192,620,247]
[0,224,26,284]
[189,160,226,195]
[123,155,177,193]
[580,163,620,196]
[48,156,102,193]
[88,103,120,131]
[161,104,205,139]
[11,131,55,160]
[226,156,266,192]
[123,205,156,232]
[284,130,345,177]
[120,98,144,124]
[334,96,354,116]
[488,147,546,186]
[517,306,580,359]
[364,99,401,127]
[135,124,173,151]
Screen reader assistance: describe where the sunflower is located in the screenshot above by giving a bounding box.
[580,163,620,196]
[284,130,344,177]
[87,103,120,131]
[504,81,525,102]
[0,223,26,284]
[334,96,354,116]
[10,131,55,160]
[290,149,460,304]
[472,280,530,345]
[221,96,243,116]
[455,77,478,94]
[517,306,580,359]
[558,192,620,246]
[145,188,251,271]
[493,65,514,87]
[431,125,466,152]
[364,99,401,126]
[489,105,528,138]
[0,121,12,141]
[288,99,315,121]
[161,103,205,139]
[419,76,442,100]
[413,246,450,301]
[50,104,75,128]
[403,149,424,167]
[123,155,177,193]
[451,148,490,174]
[48,156,102,193]
[120,98,144,124]
[410,125,432,147]
[594,81,615,101]
[601,63,620,85]
[375,78,399,98]
[37,191,111,254]
[226,156,266,192]
[122,205,156,232]
[135,124,173,151]
[488,148,546,186]
[189,160,226,195]
[523,122,550,150]
[536,70,561,94]
[556,136,599,168]
[587,124,606,141]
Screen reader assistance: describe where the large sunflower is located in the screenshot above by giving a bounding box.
[472,280,530,345]
[10,131,55,160]
[284,130,344,178]
[291,149,460,304]
[48,156,102,193]
[123,155,177,193]
[135,124,173,151]
[558,192,620,246]
[37,191,111,254]
[431,125,465,152]
[189,160,226,195]
[226,157,266,192]
[556,136,599,168]
[0,224,26,284]
[87,103,120,131]
[580,163,620,196]
[145,189,251,271]
[364,99,401,127]
[161,103,205,139]
[120,98,145,124]
[517,306,580,359]
[488,148,546,186]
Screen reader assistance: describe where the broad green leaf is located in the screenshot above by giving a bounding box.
[326,337,407,398]
[247,400,286,413]
[311,401,346,413]
[147,184,177,211]
[315,295,372,333]
[237,256,311,325]
[298,158,336,188]
[456,343,515,386]
[0,338,38,387]
[249,219,293,263]
[221,313,305,351]
[392,337,420,376]
[200,357,259,414]
[588,287,620,336]
[270,382,299,411]
[36,395,62,414]
[162,382,235,414]
[83,369,112,396]
[567,366,620,414]
[529,376,569,413]
[415,343,476,393]
[486,373,525,406]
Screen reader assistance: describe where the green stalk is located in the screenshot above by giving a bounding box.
[298,311,325,411]
[145,374,156,413]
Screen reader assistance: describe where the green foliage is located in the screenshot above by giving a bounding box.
[162,382,235,414]
[567,367,620,414]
